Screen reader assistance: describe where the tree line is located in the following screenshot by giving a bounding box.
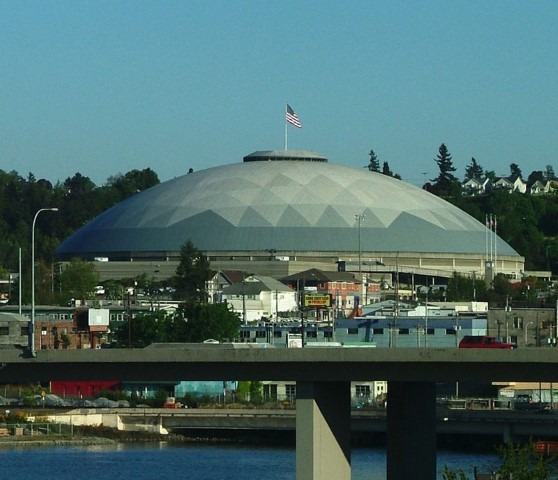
[367,143,556,193]
[3,147,558,308]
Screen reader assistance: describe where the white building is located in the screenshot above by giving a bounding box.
[221,275,298,323]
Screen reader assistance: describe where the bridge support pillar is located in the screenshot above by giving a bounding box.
[387,381,436,480]
[296,381,351,480]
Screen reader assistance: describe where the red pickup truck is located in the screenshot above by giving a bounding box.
[458,335,516,349]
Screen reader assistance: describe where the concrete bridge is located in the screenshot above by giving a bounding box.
[1,346,557,480]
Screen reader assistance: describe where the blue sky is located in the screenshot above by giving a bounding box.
[2,1,557,186]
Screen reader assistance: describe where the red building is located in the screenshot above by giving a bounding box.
[50,380,120,398]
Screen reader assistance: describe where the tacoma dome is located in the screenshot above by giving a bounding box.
[57,150,524,282]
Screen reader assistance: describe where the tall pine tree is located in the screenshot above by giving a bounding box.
[464,157,484,180]
[432,143,460,196]
[173,240,213,302]
[367,149,380,172]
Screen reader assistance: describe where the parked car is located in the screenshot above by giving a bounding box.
[514,394,549,411]
[458,335,516,349]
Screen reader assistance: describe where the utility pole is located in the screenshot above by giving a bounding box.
[354,214,365,275]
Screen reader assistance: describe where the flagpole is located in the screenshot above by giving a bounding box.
[284,104,288,150]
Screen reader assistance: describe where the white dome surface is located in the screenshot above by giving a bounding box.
[57,152,518,259]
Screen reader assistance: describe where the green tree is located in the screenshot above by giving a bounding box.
[379,161,401,179]
[432,143,460,196]
[496,441,553,480]
[367,149,380,172]
[510,163,522,178]
[173,240,212,302]
[528,171,545,185]
[59,258,100,303]
[113,310,167,348]
[249,381,263,404]
[381,161,392,176]
[443,441,555,480]
[442,466,469,480]
[236,381,250,402]
[464,157,484,180]
[113,303,240,346]
[106,168,160,201]
[446,272,486,302]
[545,165,555,181]
[177,302,241,343]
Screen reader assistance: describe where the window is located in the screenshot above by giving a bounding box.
[373,328,384,335]
[446,329,456,335]
[263,384,278,401]
[273,330,282,338]
[323,330,333,338]
[514,317,524,329]
[399,328,409,335]
[255,330,266,338]
[20,326,28,336]
[285,384,296,402]
[348,328,359,335]
[426,328,434,335]
[240,330,251,339]
[306,330,317,338]
[355,385,371,397]
[0,327,9,335]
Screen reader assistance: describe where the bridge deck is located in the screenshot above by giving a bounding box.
[0,346,556,383]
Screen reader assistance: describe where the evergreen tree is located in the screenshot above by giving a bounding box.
[382,161,392,176]
[510,163,522,178]
[527,171,545,185]
[464,157,484,180]
[432,143,460,196]
[545,165,555,181]
[367,149,380,172]
[173,240,213,302]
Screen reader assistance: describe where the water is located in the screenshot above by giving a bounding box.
[0,443,500,479]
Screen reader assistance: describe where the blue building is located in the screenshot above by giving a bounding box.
[238,314,487,348]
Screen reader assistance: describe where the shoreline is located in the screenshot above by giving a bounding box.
[0,435,119,448]
[0,426,190,448]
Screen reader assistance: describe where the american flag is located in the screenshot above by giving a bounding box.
[286,104,302,128]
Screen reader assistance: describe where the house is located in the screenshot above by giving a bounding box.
[281,268,381,318]
[461,177,492,196]
[0,312,29,349]
[528,179,555,195]
[206,270,246,304]
[493,175,527,194]
[221,275,298,323]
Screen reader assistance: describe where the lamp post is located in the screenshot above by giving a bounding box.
[31,208,58,357]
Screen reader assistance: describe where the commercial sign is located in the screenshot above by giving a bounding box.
[304,294,331,307]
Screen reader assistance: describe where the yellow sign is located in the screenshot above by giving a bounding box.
[304,294,331,307]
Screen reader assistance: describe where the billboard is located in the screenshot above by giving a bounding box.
[304,294,332,307]
[88,308,110,326]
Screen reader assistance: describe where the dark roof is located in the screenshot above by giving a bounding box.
[281,268,360,283]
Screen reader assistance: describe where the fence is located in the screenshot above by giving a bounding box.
[0,422,73,437]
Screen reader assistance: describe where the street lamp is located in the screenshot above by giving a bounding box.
[30,208,58,357]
